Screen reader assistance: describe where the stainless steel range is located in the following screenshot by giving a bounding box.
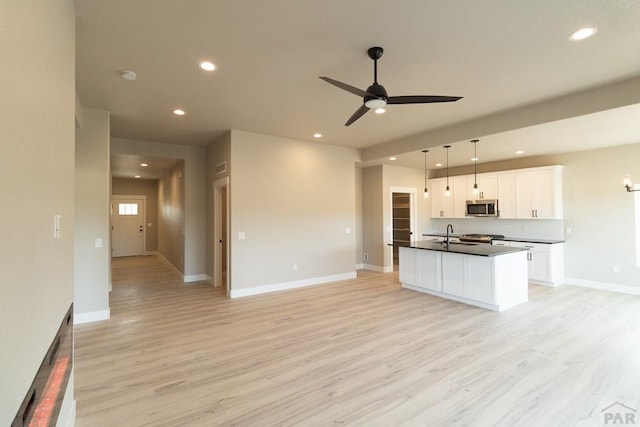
[458,234,505,244]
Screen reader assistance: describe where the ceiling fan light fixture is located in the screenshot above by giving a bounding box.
[374,107,386,114]
[365,98,387,109]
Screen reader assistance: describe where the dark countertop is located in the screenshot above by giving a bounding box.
[393,240,527,257]
[500,237,565,244]
[422,233,564,245]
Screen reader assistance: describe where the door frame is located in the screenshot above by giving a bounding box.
[388,187,417,271]
[213,177,230,297]
[111,194,147,257]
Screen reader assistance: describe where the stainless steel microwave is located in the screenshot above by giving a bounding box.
[466,199,498,217]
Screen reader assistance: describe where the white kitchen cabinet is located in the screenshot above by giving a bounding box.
[430,178,454,218]
[497,173,516,218]
[398,247,417,286]
[515,166,563,219]
[416,249,442,291]
[400,247,528,311]
[474,175,498,200]
[442,252,493,304]
[453,176,470,218]
[399,247,441,291]
[493,240,564,287]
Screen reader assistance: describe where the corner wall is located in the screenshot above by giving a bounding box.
[75,108,111,323]
[0,0,76,423]
[158,162,186,274]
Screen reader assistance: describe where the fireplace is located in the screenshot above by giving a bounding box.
[12,304,73,427]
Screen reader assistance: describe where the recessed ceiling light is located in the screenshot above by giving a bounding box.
[120,70,137,81]
[313,133,322,138]
[134,175,141,178]
[374,108,386,114]
[389,157,397,161]
[140,163,148,167]
[435,163,443,167]
[199,61,216,71]
[173,109,185,116]
[515,150,525,155]
[569,27,597,41]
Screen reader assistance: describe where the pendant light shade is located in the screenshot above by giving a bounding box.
[422,149,429,199]
[444,145,451,196]
[471,139,479,196]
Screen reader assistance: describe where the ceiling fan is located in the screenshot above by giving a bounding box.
[320,47,462,126]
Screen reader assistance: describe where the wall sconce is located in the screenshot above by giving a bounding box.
[624,178,639,192]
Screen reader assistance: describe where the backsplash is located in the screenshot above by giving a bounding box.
[430,218,564,240]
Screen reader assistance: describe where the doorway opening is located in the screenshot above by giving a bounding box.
[389,188,417,271]
[213,177,230,296]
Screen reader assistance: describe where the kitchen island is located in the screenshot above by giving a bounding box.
[397,241,528,312]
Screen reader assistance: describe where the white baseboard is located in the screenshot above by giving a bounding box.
[184,274,208,283]
[144,250,159,256]
[356,263,365,270]
[565,277,640,296]
[74,308,110,325]
[362,263,394,273]
[230,272,357,299]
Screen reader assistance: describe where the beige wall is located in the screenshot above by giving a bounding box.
[229,130,359,291]
[158,162,186,273]
[111,138,207,278]
[112,178,159,251]
[362,166,384,267]
[206,131,231,277]
[0,0,76,423]
[75,108,111,321]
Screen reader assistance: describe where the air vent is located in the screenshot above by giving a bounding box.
[215,162,227,175]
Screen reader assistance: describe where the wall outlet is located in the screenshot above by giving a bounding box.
[613,265,620,273]
[238,232,246,240]
[565,227,572,235]
[94,238,103,248]
[363,253,369,261]
[293,263,298,271]
[345,227,351,234]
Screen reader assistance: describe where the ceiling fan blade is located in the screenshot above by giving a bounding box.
[387,95,462,104]
[345,104,370,126]
[320,77,369,98]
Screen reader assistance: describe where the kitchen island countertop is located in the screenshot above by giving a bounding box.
[394,240,526,257]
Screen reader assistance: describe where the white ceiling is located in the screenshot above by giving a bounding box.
[75,0,640,176]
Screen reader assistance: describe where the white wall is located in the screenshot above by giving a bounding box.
[361,166,384,268]
[229,130,359,294]
[0,0,76,424]
[75,108,111,323]
[111,138,207,278]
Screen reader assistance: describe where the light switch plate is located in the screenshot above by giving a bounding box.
[238,232,246,240]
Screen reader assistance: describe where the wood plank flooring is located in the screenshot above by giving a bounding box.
[74,255,640,426]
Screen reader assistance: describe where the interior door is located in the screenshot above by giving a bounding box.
[112,198,145,257]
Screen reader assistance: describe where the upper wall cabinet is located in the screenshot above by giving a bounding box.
[429,165,563,219]
[430,178,454,218]
[514,166,563,219]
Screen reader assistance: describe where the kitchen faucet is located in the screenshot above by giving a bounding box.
[445,224,454,244]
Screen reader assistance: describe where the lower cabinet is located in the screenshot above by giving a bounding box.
[442,252,493,304]
[399,247,528,311]
[492,240,564,287]
[399,247,441,291]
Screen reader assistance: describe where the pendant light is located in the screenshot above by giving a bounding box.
[444,145,451,196]
[471,139,480,196]
[422,149,429,198]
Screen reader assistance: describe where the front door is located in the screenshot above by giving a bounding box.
[112,197,145,257]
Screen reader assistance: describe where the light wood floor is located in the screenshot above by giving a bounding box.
[74,256,640,426]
